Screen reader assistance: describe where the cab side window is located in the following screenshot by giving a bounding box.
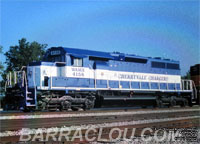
[72,57,83,67]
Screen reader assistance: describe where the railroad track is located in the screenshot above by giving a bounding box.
[0,107,199,143]
[0,106,199,116]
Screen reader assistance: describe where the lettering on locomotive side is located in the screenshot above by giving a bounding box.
[148,76,168,81]
[71,67,85,77]
[117,74,168,82]
[71,67,85,72]
[65,66,180,83]
[118,74,147,80]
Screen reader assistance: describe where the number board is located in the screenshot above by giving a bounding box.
[51,50,61,55]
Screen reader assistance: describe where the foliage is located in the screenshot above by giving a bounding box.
[5,38,47,71]
[0,46,4,98]
[0,38,47,97]
[0,46,4,74]
[181,71,191,80]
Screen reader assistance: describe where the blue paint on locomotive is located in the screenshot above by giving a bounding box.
[43,47,180,74]
[29,47,181,91]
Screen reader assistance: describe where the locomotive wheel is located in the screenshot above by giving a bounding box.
[170,99,176,107]
[38,101,47,111]
[60,101,71,111]
[22,106,32,112]
[188,98,193,107]
[156,100,163,108]
[181,99,188,107]
[84,99,95,110]
[71,107,79,111]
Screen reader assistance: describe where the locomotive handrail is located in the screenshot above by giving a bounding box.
[175,83,177,90]
[192,80,197,99]
[166,82,169,90]
[20,66,26,71]
[94,70,97,89]
[158,82,160,90]
[181,79,193,91]
[129,81,132,89]
[5,70,27,92]
[50,75,52,89]
[148,81,151,89]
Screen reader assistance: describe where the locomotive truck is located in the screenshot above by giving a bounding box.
[4,47,199,111]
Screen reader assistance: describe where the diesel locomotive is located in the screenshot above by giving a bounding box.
[4,47,199,111]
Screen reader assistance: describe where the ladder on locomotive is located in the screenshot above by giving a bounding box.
[6,71,37,107]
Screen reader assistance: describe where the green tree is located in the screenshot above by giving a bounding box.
[0,46,4,74]
[182,71,191,80]
[5,38,47,71]
[0,46,4,106]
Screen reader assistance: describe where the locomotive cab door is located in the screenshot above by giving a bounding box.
[70,55,90,87]
[92,61,110,88]
[57,63,66,77]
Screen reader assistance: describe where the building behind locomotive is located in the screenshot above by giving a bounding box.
[190,64,200,105]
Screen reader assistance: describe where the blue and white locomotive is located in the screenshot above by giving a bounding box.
[5,47,198,111]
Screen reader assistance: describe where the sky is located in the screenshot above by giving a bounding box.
[0,0,199,76]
